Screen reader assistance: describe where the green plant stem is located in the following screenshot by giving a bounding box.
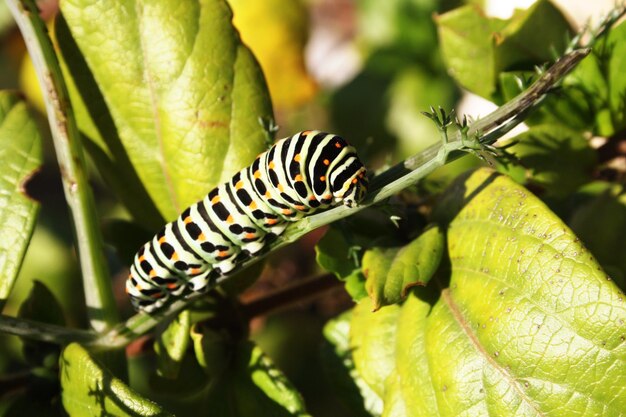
[7,0,118,331]
[0,314,96,344]
[87,47,591,349]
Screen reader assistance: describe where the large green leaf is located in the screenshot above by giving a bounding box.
[58,0,273,226]
[349,169,626,416]
[60,343,173,416]
[0,91,42,309]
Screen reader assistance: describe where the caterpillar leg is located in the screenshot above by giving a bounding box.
[185,269,217,293]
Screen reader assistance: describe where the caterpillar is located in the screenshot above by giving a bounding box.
[126,131,368,313]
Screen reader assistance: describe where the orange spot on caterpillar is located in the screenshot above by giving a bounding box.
[278,184,284,192]
[302,130,312,135]
[158,236,166,243]
[309,195,317,201]
[249,201,257,209]
[245,233,256,239]
[172,252,179,261]
[135,284,142,290]
[265,191,271,198]
[269,161,275,169]
[167,283,177,289]
[138,255,145,262]
[266,218,278,225]
[352,178,358,184]
[323,159,329,166]
[149,270,157,277]
[151,292,162,299]
[324,194,332,200]
[218,250,229,257]
[235,181,243,189]
[227,215,234,223]
[294,205,305,210]
[211,195,220,204]
[190,268,201,275]
[294,154,301,162]
[254,170,261,179]
[282,208,293,215]
[335,142,342,148]
[294,174,303,181]
[184,216,192,224]
[320,176,326,182]
[197,233,205,241]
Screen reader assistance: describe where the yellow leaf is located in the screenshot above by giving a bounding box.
[228,0,317,108]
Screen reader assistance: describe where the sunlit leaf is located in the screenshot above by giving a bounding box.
[60,343,173,416]
[58,0,274,227]
[363,225,444,310]
[228,0,316,108]
[0,91,42,310]
[349,169,626,416]
[437,0,573,100]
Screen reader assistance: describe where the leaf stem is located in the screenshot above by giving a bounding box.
[7,0,118,331]
[91,47,591,348]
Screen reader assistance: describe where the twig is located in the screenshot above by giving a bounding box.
[0,314,96,345]
[241,273,343,319]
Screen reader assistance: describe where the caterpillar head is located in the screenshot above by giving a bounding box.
[332,163,368,208]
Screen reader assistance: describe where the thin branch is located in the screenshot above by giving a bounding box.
[90,47,591,349]
[6,0,118,331]
[241,273,343,319]
[0,314,96,345]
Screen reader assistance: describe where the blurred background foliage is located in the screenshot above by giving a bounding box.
[0,0,623,416]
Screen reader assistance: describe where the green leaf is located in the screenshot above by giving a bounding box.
[603,20,626,132]
[60,343,173,417]
[437,0,573,100]
[154,310,191,379]
[321,311,382,417]
[315,226,368,301]
[569,184,626,290]
[350,298,400,399]
[501,124,596,197]
[0,91,42,310]
[18,281,65,369]
[192,326,310,417]
[494,0,572,72]
[363,225,444,310]
[315,227,360,280]
[348,169,626,416]
[436,5,507,98]
[190,324,231,380]
[58,0,273,226]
